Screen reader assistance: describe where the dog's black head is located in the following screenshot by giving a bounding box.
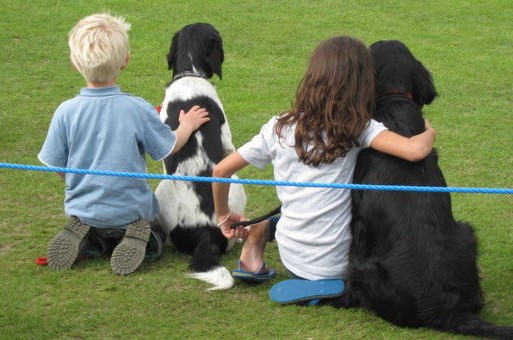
[370,40,437,108]
[167,23,224,80]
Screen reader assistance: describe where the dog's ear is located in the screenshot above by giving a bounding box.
[167,32,179,71]
[204,32,224,79]
[412,59,438,107]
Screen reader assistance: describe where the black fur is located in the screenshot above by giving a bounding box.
[333,40,513,339]
[169,226,228,272]
[167,23,224,80]
[162,98,226,175]
[155,23,244,290]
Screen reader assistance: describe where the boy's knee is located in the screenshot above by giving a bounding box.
[145,221,164,261]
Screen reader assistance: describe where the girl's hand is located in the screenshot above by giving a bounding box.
[424,118,433,131]
[217,212,248,239]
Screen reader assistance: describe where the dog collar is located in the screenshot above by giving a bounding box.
[172,71,206,82]
[380,89,413,100]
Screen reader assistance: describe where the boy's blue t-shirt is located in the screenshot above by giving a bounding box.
[38,86,176,229]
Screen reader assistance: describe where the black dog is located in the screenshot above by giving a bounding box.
[155,23,245,290]
[333,40,513,339]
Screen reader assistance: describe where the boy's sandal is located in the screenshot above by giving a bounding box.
[269,279,345,305]
[232,260,276,283]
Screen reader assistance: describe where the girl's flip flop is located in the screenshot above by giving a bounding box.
[232,260,276,282]
[269,279,345,304]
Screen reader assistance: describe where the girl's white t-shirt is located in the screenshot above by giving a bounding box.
[238,116,387,280]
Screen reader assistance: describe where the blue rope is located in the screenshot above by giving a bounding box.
[1,162,512,194]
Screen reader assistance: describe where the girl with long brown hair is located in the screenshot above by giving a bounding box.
[212,36,435,296]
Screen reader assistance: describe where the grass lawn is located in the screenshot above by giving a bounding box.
[1,1,512,339]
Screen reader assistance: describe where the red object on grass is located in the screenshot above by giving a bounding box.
[35,257,48,266]
[156,105,162,113]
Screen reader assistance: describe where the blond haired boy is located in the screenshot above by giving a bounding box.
[39,13,209,275]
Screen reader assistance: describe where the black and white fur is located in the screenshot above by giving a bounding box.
[333,40,513,339]
[155,23,245,290]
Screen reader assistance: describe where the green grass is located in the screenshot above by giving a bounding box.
[1,1,512,339]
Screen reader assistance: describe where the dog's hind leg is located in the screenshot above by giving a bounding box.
[154,179,179,242]
[189,227,226,271]
[341,259,420,327]
[329,281,361,308]
[186,226,235,290]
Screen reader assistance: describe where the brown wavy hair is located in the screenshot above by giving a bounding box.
[276,36,375,166]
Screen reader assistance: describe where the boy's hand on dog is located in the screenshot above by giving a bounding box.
[171,106,210,154]
[179,105,210,131]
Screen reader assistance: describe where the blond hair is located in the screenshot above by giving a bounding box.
[68,13,131,83]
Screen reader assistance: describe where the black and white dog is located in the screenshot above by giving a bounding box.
[155,23,245,290]
[333,40,513,339]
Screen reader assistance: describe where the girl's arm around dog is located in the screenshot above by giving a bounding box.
[371,118,436,162]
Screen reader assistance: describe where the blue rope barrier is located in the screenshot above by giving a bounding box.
[1,162,512,194]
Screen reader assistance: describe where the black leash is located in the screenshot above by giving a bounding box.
[229,205,281,229]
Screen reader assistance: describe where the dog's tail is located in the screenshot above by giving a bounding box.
[448,314,513,340]
[185,205,281,290]
[186,227,234,291]
[188,266,234,291]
